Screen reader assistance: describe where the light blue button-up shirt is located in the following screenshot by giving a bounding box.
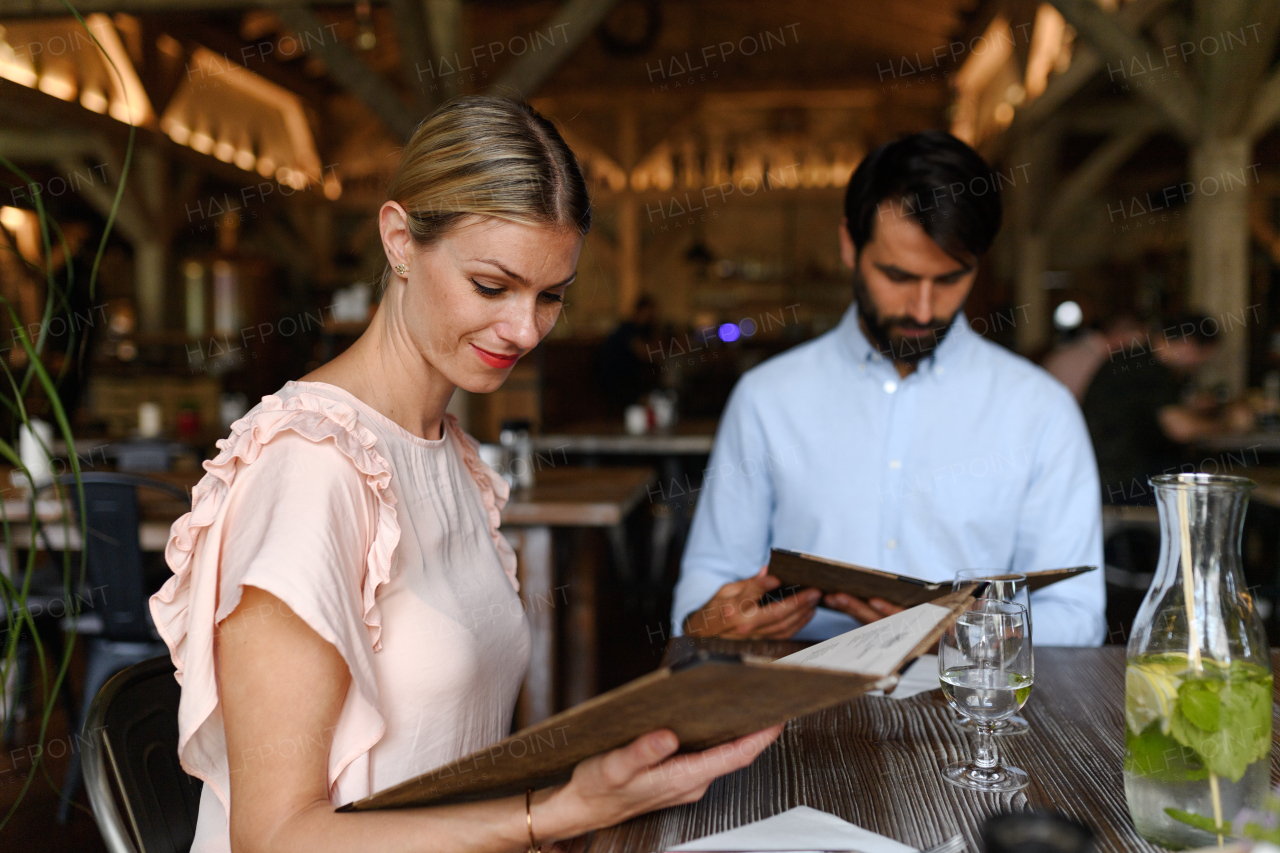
[672,302,1106,646]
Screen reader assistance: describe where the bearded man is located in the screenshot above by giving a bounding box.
[670,131,1105,646]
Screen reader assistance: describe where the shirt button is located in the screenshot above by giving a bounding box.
[888,459,901,469]
[936,366,945,376]
[883,380,898,394]
[886,539,898,550]
[858,364,866,373]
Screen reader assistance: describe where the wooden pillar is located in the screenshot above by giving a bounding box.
[423,0,462,98]
[1187,135,1252,393]
[1014,234,1049,354]
[1008,130,1053,354]
[134,147,168,332]
[617,108,640,317]
[135,241,166,332]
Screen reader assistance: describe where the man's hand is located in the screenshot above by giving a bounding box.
[683,567,820,639]
[821,592,904,623]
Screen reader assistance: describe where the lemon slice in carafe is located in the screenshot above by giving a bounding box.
[1126,662,1181,735]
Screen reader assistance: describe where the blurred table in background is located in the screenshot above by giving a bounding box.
[502,466,656,728]
[1246,466,1280,510]
[1194,431,1280,456]
[0,469,200,551]
[532,420,717,591]
[532,419,717,456]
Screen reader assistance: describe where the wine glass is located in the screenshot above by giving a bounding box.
[950,570,1032,735]
[938,599,1033,793]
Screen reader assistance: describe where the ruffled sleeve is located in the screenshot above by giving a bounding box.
[443,413,519,593]
[148,392,400,816]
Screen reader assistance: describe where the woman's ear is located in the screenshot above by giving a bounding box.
[379,201,414,269]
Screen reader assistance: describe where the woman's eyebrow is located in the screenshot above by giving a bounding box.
[473,258,576,287]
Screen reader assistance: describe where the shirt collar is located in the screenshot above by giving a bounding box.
[836,302,973,380]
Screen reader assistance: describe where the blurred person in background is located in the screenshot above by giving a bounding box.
[596,295,658,416]
[1083,314,1255,504]
[670,131,1105,648]
[1043,315,1145,402]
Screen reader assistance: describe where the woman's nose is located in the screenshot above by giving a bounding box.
[500,301,543,350]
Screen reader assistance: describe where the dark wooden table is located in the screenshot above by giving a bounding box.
[531,419,719,456]
[592,642,1280,853]
[0,468,201,551]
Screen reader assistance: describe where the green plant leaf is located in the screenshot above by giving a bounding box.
[1165,807,1230,836]
[1126,720,1209,782]
[1180,679,1223,731]
[1169,674,1271,782]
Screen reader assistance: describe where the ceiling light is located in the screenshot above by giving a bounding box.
[166,121,190,145]
[81,87,108,113]
[37,72,77,101]
[189,131,214,154]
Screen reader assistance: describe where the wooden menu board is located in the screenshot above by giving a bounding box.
[338,588,978,811]
[767,548,1096,607]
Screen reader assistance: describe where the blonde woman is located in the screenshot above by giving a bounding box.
[149,97,779,853]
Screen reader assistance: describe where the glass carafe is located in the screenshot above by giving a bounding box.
[1124,474,1272,848]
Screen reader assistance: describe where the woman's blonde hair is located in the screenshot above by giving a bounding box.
[379,96,591,291]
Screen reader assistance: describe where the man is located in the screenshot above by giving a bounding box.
[1042,315,1144,402]
[1083,315,1254,504]
[671,131,1105,646]
[597,295,658,416]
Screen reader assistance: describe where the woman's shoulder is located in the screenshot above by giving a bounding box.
[177,381,397,565]
[218,381,389,478]
[159,381,402,655]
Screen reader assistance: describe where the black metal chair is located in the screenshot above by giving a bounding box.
[51,473,190,823]
[82,655,201,853]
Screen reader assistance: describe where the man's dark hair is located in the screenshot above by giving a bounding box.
[843,131,1003,263]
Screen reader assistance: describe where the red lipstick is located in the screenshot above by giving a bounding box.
[471,343,520,369]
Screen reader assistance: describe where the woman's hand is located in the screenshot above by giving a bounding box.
[537,725,784,842]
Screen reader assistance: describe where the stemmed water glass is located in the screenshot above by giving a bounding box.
[938,598,1034,792]
[950,570,1032,735]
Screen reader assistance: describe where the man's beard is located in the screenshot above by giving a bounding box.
[852,268,959,365]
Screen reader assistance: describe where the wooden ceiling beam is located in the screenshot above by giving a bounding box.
[180,19,331,106]
[1006,0,1172,131]
[274,5,417,140]
[0,77,292,189]
[1244,63,1280,141]
[0,0,353,15]
[1049,0,1199,140]
[486,0,620,100]
[1041,116,1162,235]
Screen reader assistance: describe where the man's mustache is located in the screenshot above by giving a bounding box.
[884,319,950,332]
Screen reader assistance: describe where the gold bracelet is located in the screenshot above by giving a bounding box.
[526,788,537,853]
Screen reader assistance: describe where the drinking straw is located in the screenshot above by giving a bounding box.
[1178,486,1223,846]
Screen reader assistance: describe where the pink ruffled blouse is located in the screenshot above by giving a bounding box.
[149,381,532,853]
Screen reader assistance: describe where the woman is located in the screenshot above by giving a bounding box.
[150,97,781,853]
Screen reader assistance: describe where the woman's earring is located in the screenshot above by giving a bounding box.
[394,263,408,275]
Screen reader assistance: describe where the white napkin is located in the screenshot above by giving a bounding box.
[866,654,941,700]
[667,805,918,853]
